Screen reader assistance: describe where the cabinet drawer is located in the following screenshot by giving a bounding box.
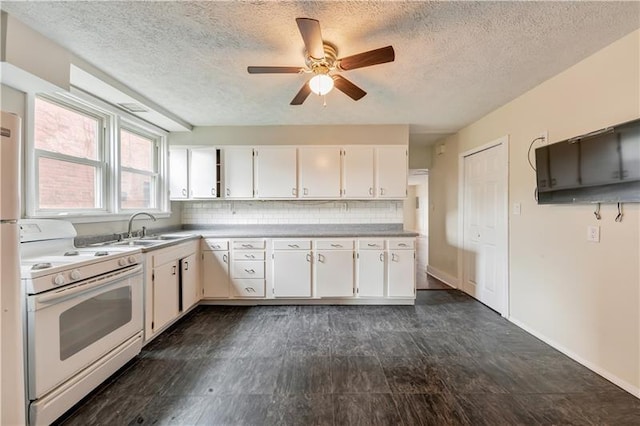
[232,261,265,278]
[231,279,265,298]
[316,240,354,250]
[358,240,384,250]
[273,240,311,250]
[234,251,265,261]
[388,239,415,250]
[203,239,228,251]
[233,240,265,250]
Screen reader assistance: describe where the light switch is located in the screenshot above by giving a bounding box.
[513,203,521,215]
[587,225,600,243]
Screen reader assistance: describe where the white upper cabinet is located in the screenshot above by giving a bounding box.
[376,146,407,198]
[189,147,219,198]
[169,147,189,200]
[254,147,297,198]
[343,146,375,198]
[298,147,341,198]
[223,147,254,198]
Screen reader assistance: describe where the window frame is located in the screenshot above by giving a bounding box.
[26,91,170,222]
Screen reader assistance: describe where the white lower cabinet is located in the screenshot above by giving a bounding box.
[153,260,179,332]
[357,240,385,297]
[272,245,312,297]
[180,252,199,311]
[202,239,230,298]
[231,239,266,298]
[387,239,416,297]
[315,240,355,297]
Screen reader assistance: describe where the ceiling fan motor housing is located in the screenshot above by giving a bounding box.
[305,42,338,73]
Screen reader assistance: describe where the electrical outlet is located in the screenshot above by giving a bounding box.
[587,225,600,243]
[539,130,549,144]
[513,202,521,215]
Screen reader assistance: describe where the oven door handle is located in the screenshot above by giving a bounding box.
[33,265,143,307]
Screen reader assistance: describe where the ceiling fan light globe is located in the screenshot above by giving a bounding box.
[309,74,334,95]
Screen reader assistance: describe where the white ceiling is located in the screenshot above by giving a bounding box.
[3,1,639,138]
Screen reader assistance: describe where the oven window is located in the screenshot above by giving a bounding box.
[59,287,132,361]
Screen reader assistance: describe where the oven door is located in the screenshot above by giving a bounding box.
[27,264,143,399]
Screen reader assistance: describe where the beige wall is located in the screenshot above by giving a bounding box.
[429,30,640,395]
[169,124,408,146]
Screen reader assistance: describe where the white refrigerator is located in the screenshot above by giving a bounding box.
[1,111,26,425]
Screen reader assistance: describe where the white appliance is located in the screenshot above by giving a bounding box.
[20,220,144,425]
[1,111,26,426]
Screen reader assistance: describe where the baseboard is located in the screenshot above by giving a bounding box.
[426,265,458,289]
[509,317,640,399]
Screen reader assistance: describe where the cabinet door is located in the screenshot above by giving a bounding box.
[273,251,311,297]
[254,147,297,198]
[387,249,415,297]
[224,148,254,198]
[153,260,180,332]
[376,147,407,198]
[357,250,385,297]
[620,124,640,181]
[343,146,375,198]
[202,251,229,298]
[190,147,218,198]
[580,134,620,186]
[180,253,199,311]
[169,147,189,200]
[535,147,551,192]
[298,147,341,198]
[316,250,354,297]
[548,142,580,190]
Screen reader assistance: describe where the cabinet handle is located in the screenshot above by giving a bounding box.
[172,265,177,275]
[380,188,385,196]
[226,188,230,196]
[368,243,377,247]
[331,244,342,248]
[369,187,373,196]
[211,188,216,196]
[223,254,228,263]
[212,244,220,249]
[244,254,255,259]
[306,253,311,262]
[245,287,255,293]
[379,253,384,262]
[288,244,299,248]
[184,261,189,271]
[242,244,253,248]
[292,188,296,196]
[391,253,398,262]
[398,243,408,247]
[182,188,187,196]
[244,269,255,274]
[303,188,308,195]
[317,253,324,263]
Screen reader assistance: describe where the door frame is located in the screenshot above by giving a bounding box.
[456,135,510,317]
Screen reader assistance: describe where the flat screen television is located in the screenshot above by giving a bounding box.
[535,118,640,204]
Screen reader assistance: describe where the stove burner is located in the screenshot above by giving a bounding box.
[64,250,79,256]
[32,262,53,270]
[94,251,109,257]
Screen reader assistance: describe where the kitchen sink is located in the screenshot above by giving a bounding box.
[141,235,185,240]
[112,240,162,247]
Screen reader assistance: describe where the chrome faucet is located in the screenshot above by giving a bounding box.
[127,212,157,238]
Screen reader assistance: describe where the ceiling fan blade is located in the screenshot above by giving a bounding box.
[290,81,312,105]
[247,66,303,74]
[296,18,325,60]
[333,75,366,101]
[337,46,395,71]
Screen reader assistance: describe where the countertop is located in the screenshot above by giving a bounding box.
[181,224,419,238]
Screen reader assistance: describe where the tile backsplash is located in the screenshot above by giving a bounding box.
[181,200,403,225]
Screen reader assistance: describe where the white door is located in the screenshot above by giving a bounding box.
[169,148,189,200]
[461,140,508,314]
[254,147,297,198]
[224,148,254,198]
[298,147,341,198]
[376,146,407,198]
[343,146,375,198]
[387,249,415,297]
[190,148,218,198]
[316,250,354,297]
[202,251,229,298]
[273,250,312,297]
[357,250,385,297]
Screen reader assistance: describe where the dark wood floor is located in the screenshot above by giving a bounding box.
[57,290,640,425]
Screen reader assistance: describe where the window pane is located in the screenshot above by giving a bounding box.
[34,98,99,160]
[121,171,153,209]
[121,129,154,172]
[38,158,98,209]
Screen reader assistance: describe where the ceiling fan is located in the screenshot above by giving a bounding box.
[247,18,395,105]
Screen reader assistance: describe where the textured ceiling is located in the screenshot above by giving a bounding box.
[2,1,639,136]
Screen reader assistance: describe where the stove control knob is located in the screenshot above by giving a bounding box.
[128,255,138,264]
[53,274,65,286]
[118,258,128,267]
[70,269,82,281]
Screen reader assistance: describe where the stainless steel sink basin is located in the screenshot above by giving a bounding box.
[141,235,185,240]
[112,240,163,247]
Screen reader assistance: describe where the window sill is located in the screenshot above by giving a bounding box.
[25,211,174,224]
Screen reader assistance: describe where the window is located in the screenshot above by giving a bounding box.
[29,94,168,219]
[34,96,106,212]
